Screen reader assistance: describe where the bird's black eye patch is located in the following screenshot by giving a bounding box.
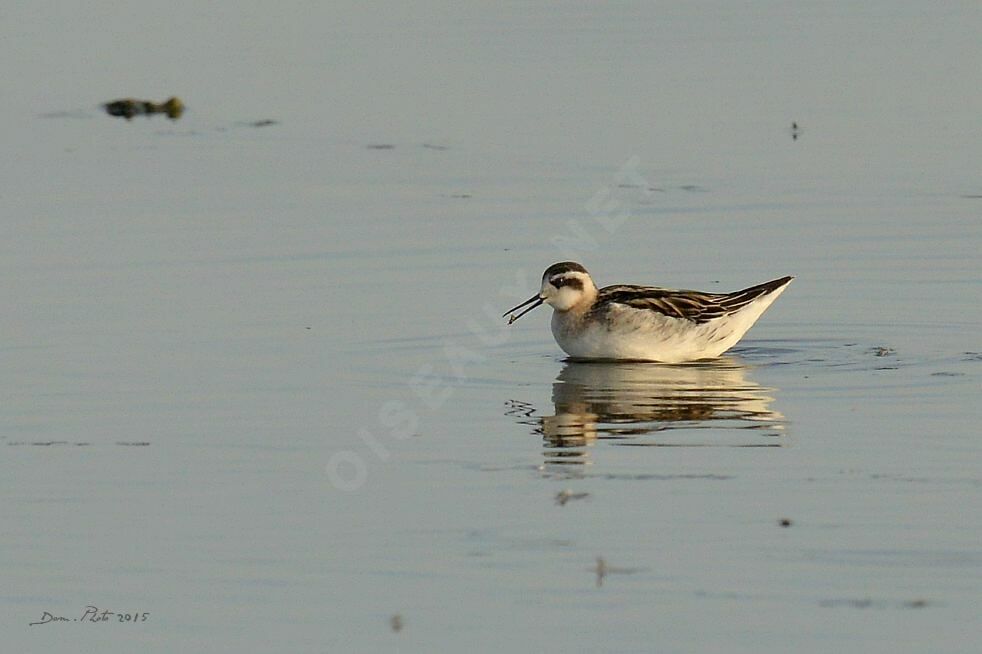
[551,276,583,291]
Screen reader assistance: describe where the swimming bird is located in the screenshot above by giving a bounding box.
[503,262,792,362]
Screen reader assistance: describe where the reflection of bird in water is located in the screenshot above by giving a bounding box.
[506,358,787,469]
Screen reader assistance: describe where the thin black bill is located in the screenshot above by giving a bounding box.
[503,294,544,324]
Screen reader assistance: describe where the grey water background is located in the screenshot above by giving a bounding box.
[3,2,981,652]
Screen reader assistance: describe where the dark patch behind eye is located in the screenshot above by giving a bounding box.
[552,276,583,290]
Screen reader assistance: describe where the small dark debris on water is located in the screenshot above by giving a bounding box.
[820,597,930,610]
[104,96,185,121]
[555,489,589,506]
[790,121,802,141]
[594,557,607,587]
[366,143,395,150]
[245,119,278,128]
[869,346,896,357]
[778,518,793,527]
[592,556,645,587]
[389,614,403,632]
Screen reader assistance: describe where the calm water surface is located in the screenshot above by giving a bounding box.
[2,2,981,652]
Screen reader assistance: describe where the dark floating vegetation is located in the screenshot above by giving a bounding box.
[103,96,185,121]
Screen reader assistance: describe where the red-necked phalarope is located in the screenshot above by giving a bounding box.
[504,262,793,363]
